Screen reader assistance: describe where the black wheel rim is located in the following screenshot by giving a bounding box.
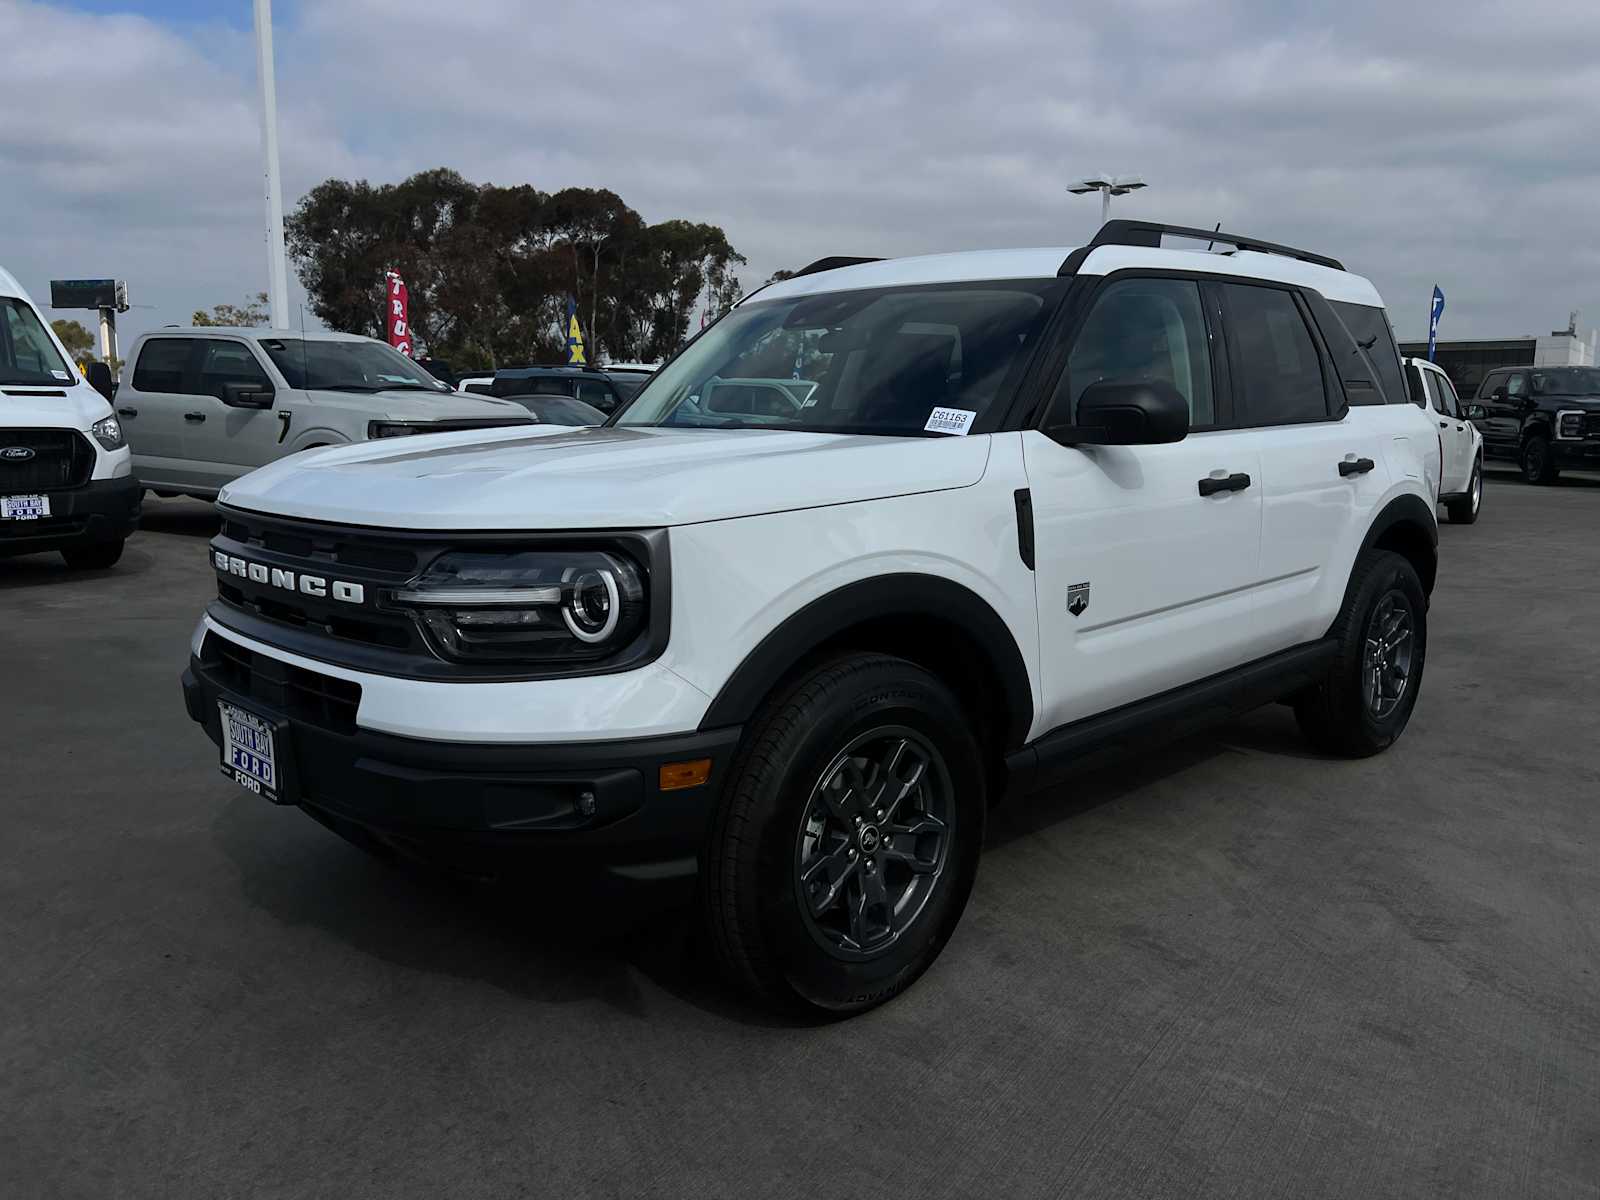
[794,726,953,961]
[1362,590,1415,719]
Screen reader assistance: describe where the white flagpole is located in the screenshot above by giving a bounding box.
[253,0,290,330]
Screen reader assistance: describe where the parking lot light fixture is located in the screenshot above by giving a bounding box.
[1069,174,1149,223]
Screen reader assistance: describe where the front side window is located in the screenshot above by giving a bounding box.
[616,279,1062,435]
[0,297,74,386]
[1434,372,1462,418]
[1224,284,1329,425]
[1506,373,1528,397]
[132,338,193,393]
[197,340,271,400]
[259,338,450,393]
[1056,277,1215,426]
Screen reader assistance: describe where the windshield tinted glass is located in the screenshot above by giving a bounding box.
[0,297,74,386]
[616,279,1063,434]
[260,338,449,392]
[1531,367,1600,395]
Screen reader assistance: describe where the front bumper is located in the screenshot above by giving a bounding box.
[182,638,742,879]
[1553,438,1600,467]
[0,474,142,558]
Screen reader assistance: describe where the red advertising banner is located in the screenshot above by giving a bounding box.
[384,270,411,356]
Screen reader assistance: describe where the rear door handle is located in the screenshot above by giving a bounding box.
[1339,457,1376,477]
[1197,472,1252,496]
[116,406,137,418]
[1438,420,1449,429]
[184,412,206,423]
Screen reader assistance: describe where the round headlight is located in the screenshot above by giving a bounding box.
[562,567,620,642]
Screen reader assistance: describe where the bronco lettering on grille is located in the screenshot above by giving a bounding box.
[213,551,366,605]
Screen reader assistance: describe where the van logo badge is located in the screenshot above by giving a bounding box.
[1067,582,1091,617]
[0,446,36,461]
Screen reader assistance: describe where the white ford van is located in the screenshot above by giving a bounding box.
[0,266,139,569]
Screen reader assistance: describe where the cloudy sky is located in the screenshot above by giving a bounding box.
[5,0,1600,346]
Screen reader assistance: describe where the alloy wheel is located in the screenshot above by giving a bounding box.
[794,727,953,961]
[1362,591,1414,719]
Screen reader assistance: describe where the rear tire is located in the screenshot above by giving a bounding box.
[1521,434,1560,484]
[702,654,985,1016]
[60,539,124,570]
[1294,550,1427,758]
[1445,461,1482,524]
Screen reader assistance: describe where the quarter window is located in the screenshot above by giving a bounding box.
[132,338,193,393]
[1223,284,1329,425]
[1058,277,1215,425]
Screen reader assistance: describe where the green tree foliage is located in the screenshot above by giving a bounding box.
[51,319,95,358]
[285,170,746,368]
[192,293,270,327]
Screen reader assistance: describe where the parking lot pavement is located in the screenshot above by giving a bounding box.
[3,476,1600,1199]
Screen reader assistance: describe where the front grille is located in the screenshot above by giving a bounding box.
[1587,412,1600,438]
[213,510,426,654]
[201,632,361,734]
[0,430,94,492]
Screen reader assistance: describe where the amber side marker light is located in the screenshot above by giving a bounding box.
[660,758,712,791]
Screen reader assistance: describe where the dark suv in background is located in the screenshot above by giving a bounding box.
[464,365,651,415]
[1467,365,1600,483]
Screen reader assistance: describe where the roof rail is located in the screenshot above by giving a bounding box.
[1064,219,1345,274]
[793,256,882,278]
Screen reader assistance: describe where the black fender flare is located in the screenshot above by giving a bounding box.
[1356,493,1438,596]
[698,573,1035,750]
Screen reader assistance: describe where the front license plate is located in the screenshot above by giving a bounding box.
[219,701,281,801]
[1,494,49,520]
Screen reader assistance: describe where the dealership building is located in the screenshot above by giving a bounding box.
[1399,315,1596,399]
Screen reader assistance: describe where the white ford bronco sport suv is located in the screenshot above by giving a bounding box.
[118,327,530,501]
[0,265,140,568]
[182,220,1441,1015]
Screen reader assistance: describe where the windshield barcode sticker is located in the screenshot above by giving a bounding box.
[51,370,70,381]
[924,407,976,436]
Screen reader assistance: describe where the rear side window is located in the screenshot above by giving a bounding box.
[1329,301,1406,406]
[196,340,271,400]
[1222,284,1329,425]
[132,338,193,392]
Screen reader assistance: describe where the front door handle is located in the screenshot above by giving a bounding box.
[184,412,206,423]
[116,406,137,418]
[1197,472,1252,496]
[1439,420,1449,429]
[1339,457,1376,477]
[277,410,293,444]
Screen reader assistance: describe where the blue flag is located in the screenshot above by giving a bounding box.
[564,297,586,365]
[1427,286,1445,362]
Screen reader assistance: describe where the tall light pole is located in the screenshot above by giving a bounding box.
[253,0,289,330]
[1068,174,1148,224]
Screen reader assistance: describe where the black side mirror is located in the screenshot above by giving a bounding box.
[1048,380,1190,446]
[1465,404,1486,420]
[221,381,274,409]
[85,361,115,402]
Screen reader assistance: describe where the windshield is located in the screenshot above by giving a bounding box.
[0,297,75,386]
[616,279,1063,435]
[1532,367,1600,396]
[259,337,451,393]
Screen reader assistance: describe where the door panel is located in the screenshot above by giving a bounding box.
[1431,371,1473,490]
[1480,371,1527,455]
[185,339,285,491]
[123,337,204,488]
[1025,430,1265,729]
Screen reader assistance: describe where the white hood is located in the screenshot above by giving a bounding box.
[1,383,112,432]
[219,425,993,529]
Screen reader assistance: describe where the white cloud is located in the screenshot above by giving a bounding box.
[5,0,1600,344]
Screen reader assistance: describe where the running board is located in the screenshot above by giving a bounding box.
[1006,639,1338,795]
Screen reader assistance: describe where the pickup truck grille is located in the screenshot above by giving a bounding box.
[0,429,94,492]
[1586,412,1600,438]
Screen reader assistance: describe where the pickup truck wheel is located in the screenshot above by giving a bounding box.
[1445,461,1482,524]
[60,539,124,570]
[702,654,985,1016]
[1294,550,1427,758]
[1521,434,1560,484]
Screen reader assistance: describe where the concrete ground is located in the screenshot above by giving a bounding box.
[3,469,1598,1199]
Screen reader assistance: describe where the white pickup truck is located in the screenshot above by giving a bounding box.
[117,327,531,500]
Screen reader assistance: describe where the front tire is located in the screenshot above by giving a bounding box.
[702,654,985,1016]
[1445,460,1482,524]
[60,539,124,570]
[1521,434,1560,484]
[1295,550,1427,758]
